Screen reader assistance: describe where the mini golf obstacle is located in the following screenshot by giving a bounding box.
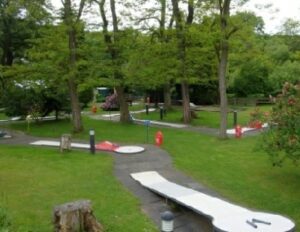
[226,123,268,135]
[114,146,145,154]
[31,140,89,149]
[95,141,119,151]
[30,140,145,154]
[131,171,295,232]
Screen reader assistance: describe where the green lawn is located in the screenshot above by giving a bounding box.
[134,105,272,128]
[0,146,157,232]
[164,131,300,225]
[2,115,299,229]
[0,112,9,120]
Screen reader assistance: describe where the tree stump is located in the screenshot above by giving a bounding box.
[53,200,103,232]
[60,134,71,152]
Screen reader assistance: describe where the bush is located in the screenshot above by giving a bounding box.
[233,59,271,97]
[262,82,300,166]
[79,88,93,109]
[101,93,119,111]
[2,85,70,118]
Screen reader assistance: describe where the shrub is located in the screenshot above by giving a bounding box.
[262,82,300,166]
[101,93,119,111]
[79,88,94,109]
[248,107,269,128]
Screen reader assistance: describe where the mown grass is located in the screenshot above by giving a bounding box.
[6,117,158,143]
[0,112,9,120]
[163,131,300,225]
[2,113,299,229]
[134,105,272,128]
[0,146,157,232]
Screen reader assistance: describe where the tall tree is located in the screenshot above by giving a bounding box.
[171,0,194,123]
[159,0,172,110]
[215,0,235,138]
[62,0,86,132]
[128,0,176,110]
[93,0,131,123]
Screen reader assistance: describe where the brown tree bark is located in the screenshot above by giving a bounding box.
[217,0,231,139]
[53,200,103,232]
[218,39,229,139]
[115,86,130,122]
[63,0,85,132]
[159,0,172,110]
[171,0,193,123]
[163,82,172,110]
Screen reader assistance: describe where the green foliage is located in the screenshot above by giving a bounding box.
[228,13,270,96]
[125,31,178,90]
[2,84,70,117]
[263,82,300,166]
[264,37,290,64]
[78,87,93,108]
[280,18,300,36]
[269,60,300,92]
[233,59,270,97]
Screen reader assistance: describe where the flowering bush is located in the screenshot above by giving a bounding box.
[249,107,264,128]
[101,93,119,111]
[262,82,300,166]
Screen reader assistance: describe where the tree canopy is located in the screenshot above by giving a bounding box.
[0,0,299,137]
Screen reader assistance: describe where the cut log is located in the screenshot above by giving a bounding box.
[60,134,71,152]
[53,200,103,232]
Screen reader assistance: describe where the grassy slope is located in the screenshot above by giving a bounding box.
[0,146,157,232]
[3,116,300,228]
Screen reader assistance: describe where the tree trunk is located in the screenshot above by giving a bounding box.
[68,77,83,132]
[160,0,173,111]
[171,0,192,123]
[68,29,83,132]
[218,40,228,139]
[1,19,13,66]
[217,0,231,139]
[2,46,13,66]
[163,82,172,110]
[181,80,191,123]
[64,0,84,133]
[53,200,103,232]
[116,86,130,123]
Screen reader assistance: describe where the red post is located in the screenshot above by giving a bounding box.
[235,125,242,138]
[155,131,163,146]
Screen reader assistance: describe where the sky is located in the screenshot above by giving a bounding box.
[50,0,300,34]
[241,0,300,33]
